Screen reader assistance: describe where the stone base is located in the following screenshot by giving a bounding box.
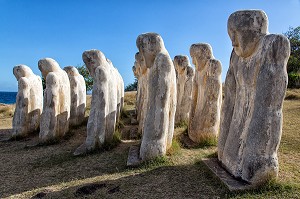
[127,145,141,167]
[202,158,255,191]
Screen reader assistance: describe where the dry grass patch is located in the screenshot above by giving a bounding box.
[0,89,300,198]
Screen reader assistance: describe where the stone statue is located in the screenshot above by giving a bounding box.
[218,10,290,185]
[12,65,43,138]
[74,50,118,155]
[173,55,194,125]
[38,58,71,142]
[64,66,86,126]
[108,59,124,124]
[188,43,222,144]
[133,52,148,135]
[137,33,177,161]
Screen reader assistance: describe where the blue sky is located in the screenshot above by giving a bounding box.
[0,0,299,92]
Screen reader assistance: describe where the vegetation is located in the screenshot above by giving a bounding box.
[125,78,138,92]
[284,26,300,88]
[76,64,93,92]
[0,90,299,198]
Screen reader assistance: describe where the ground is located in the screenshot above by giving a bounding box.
[0,90,299,199]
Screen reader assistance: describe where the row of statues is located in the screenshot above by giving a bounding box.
[10,9,290,187]
[12,61,86,140]
[12,55,124,156]
[132,10,290,186]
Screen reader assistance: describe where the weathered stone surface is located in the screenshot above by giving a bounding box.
[74,50,119,155]
[134,52,148,135]
[64,66,86,126]
[38,58,71,142]
[111,63,124,124]
[12,65,43,138]
[127,145,141,167]
[218,10,290,186]
[173,55,194,124]
[136,33,177,161]
[188,43,222,143]
[202,158,254,191]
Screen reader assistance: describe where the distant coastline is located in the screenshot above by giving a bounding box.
[0,91,17,104]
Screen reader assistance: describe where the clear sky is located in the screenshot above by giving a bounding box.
[0,0,299,92]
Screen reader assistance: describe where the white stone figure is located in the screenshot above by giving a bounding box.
[133,52,148,135]
[137,33,177,161]
[173,55,194,125]
[38,58,71,142]
[188,43,222,143]
[63,66,86,126]
[132,54,142,121]
[107,59,124,124]
[74,50,118,155]
[12,65,43,138]
[218,10,290,185]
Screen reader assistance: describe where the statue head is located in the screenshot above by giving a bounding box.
[63,66,80,76]
[228,10,268,58]
[190,43,213,71]
[13,65,34,81]
[136,33,165,68]
[82,49,106,78]
[134,52,147,75]
[38,58,60,78]
[174,55,190,74]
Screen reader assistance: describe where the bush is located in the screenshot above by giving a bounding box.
[288,72,300,88]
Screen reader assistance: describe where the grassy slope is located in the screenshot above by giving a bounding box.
[0,90,299,198]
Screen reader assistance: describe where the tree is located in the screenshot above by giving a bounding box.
[76,64,93,92]
[125,78,138,92]
[284,26,300,88]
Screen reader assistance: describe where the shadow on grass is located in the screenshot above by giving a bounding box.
[27,162,228,199]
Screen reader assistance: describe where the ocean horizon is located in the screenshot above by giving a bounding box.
[0,91,17,104]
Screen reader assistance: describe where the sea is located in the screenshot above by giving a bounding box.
[0,92,17,104]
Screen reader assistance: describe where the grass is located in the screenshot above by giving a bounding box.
[0,90,299,198]
[0,104,15,119]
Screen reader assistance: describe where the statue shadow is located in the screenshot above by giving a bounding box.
[28,162,228,199]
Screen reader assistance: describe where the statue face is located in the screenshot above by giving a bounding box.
[190,43,213,72]
[174,56,188,74]
[82,50,106,78]
[228,27,261,58]
[137,33,164,69]
[227,10,268,58]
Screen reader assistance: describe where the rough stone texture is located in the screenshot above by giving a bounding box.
[218,10,290,186]
[12,65,43,138]
[134,52,148,135]
[173,55,194,124]
[202,158,254,191]
[188,43,222,143]
[38,58,71,142]
[64,66,86,126]
[136,33,177,161]
[110,62,124,124]
[74,50,119,155]
[127,145,141,167]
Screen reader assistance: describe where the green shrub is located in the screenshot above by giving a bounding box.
[288,72,300,88]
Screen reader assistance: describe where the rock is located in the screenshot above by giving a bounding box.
[12,65,43,138]
[136,33,177,161]
[218,10,290,186]
[188,43,222,143]
[74,49,119,155]
[64,66,86,127]
[173,55,194,125]
[38,58,71,142]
